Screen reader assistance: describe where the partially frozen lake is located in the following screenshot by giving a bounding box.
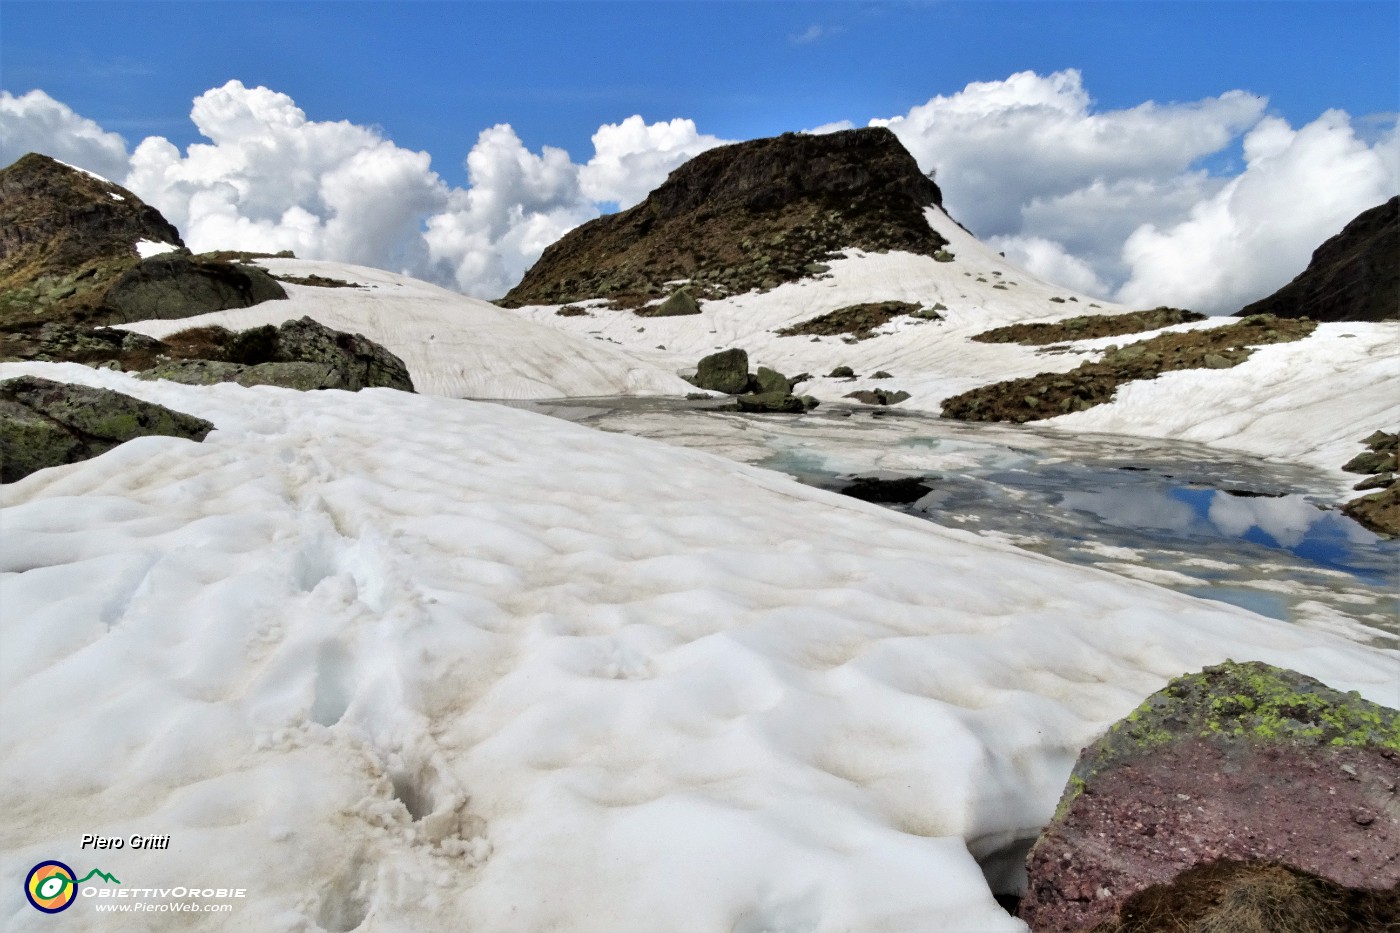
[521,398,1398,648]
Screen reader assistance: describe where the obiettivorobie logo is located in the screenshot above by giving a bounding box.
[24,860,121,913]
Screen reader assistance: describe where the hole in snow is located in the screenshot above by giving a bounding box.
[309,643,353,727]
[391,765,438,822]
[316,857,373,932]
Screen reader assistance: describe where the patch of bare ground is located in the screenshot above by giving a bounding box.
[971,307,1206,346]
[941,314,1316,423]
[776,301,938,340]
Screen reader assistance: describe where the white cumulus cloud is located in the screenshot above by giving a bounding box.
[867,69,1398,311]
[3,73,1396,311]
[0,89,132,182]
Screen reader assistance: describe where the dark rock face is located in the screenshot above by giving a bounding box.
[1236,196,1399,322]
[0,375,213,482]
[140,316,414,393]
[942,314,1317,423]
[692,348,750,394]
[1341,431,1399,536]
[500,128,947,308]
[1019,661,1400,933]
[100,254,286,324]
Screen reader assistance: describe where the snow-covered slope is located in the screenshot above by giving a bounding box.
[510,206,1400,489]
[514,206,1139,404]
[3,361,1394,932]
[120,259,698,400]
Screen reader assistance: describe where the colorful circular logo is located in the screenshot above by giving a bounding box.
[25,861,78,913]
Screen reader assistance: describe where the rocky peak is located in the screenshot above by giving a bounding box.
[0,153,285,350]
[500,127,949,308]
[0,152,183,292]
[1235,195,1398,323]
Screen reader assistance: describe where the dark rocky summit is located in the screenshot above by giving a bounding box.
[500,128,948,309]
[0,375,213,482]
[0,152,286,357]
[1341,430,1399,536]
[1235,196,1398,323]
[1020,660,1400,933]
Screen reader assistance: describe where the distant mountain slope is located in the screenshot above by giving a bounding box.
[500,127,949,308]
[1236,195,1398,323]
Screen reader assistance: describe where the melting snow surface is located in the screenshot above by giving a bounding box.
[121,260,698,400]
[2,361,1395,932]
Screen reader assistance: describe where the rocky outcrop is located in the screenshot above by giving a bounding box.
[100,253,286,324]
[500,128,947,308]
[1020,661,1400,933]
[971,307,1206,346]
[1341,430,1399,536]
[777,301,935,341]
[0,152,287,354]
[688,348,817,413]
[942,315,1316,423]
[636,288,701,317]
[1236,196,1399,323]
[0,375,213,482]
[139,317,414,393]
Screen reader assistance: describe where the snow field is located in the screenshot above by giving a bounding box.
[121,260,698,400]
[2,362,1395,932]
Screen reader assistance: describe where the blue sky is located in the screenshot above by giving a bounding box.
[5,2,1396,184]
[2,2,1397,310]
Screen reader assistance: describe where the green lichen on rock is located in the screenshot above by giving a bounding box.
[0,375,213,482]
[1054,661,1400,819]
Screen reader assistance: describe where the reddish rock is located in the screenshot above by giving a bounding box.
[1019,661,1400,932]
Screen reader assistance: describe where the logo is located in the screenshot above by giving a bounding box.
[24,861,121,913]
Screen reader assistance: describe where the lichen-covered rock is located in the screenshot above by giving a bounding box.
[692,348,750,394]
[139,317,414,393]
[752,366,790,396]
[99,254,287,324]
[0,375,213,482]
[1019,660,1400,933]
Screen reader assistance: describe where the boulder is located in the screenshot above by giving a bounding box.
[735,392,816,414]
[639,288,701,317]
[1019,660,1400,933]
[225,317,414,392]
[693,348,750,394]
[752,366,790,396]
[100,253,287,324]
[0,375,213,482]
[843,388,911,406]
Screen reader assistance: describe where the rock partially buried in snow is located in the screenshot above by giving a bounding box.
[692,347,750,394]
[1019,660,1400,933]
[0,375,213,482]
[638,287,702,317]
[139,316,414,393]
[1341,430,1400,536]
[100,253,287,324]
